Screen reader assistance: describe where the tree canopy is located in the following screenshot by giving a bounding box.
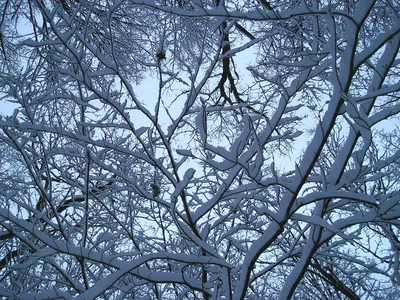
[0,0,400,299]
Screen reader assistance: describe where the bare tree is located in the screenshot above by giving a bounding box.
[0,0,400,299]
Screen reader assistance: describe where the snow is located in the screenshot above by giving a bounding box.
[1,0,400,298]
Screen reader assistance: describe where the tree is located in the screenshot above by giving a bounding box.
[0,0,399,298]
